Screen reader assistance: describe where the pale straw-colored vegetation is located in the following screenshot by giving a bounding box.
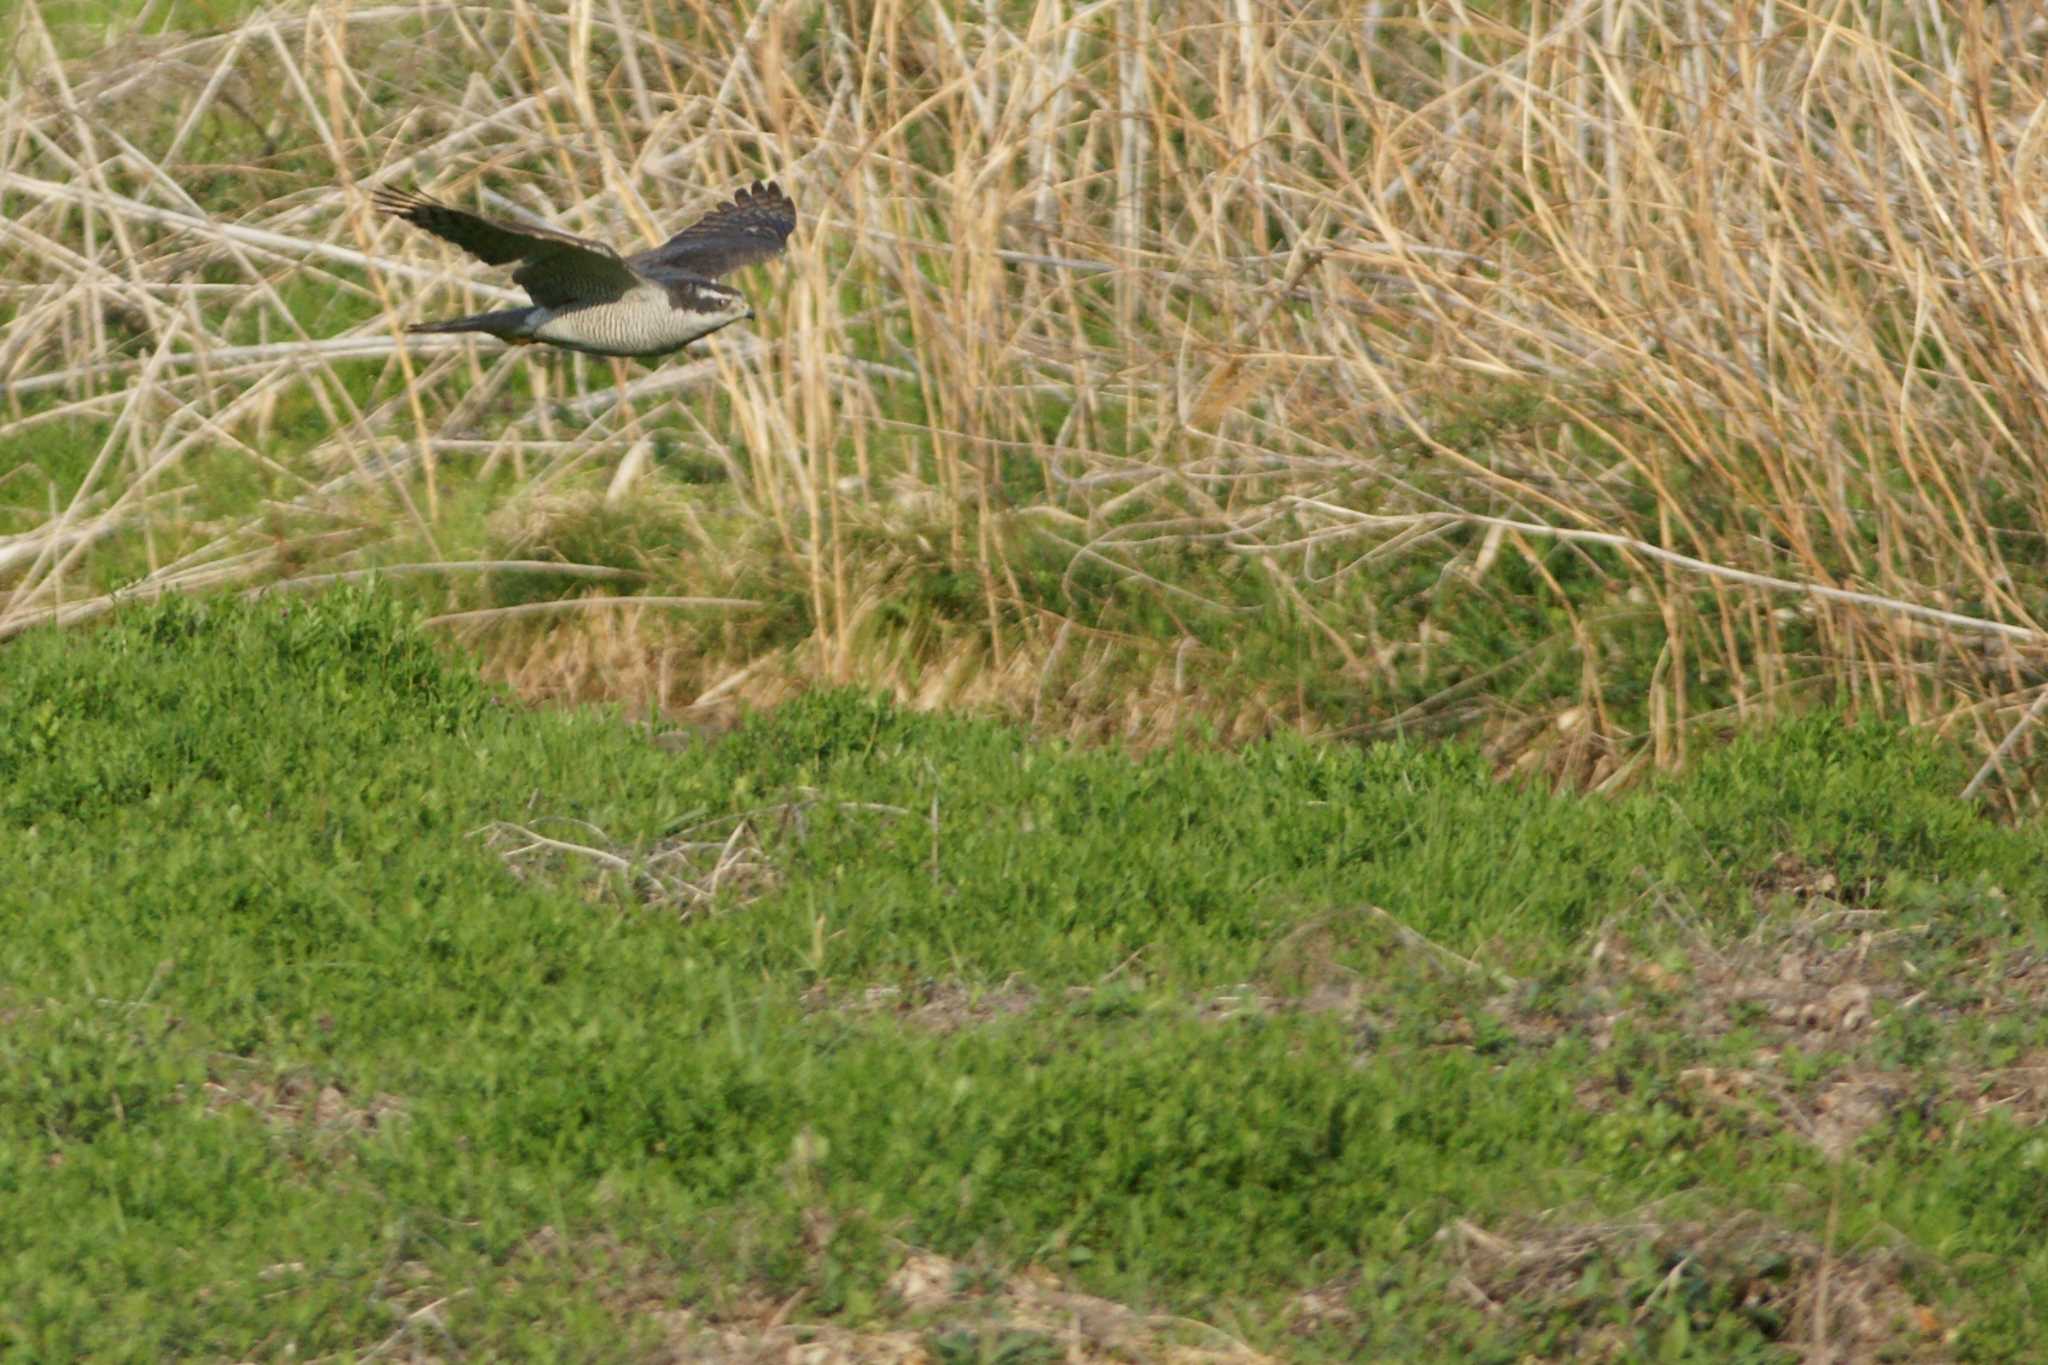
[5,1,2048,801]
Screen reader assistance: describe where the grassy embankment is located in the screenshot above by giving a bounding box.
[8,590,2048,1360]
[5,2,2048,796]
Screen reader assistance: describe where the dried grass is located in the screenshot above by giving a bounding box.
[1438,1211,1942,1362]
[478,808,784,914]
[8,1,2048,794]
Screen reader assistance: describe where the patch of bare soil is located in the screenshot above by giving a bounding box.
[1551,880,1904,1053]
[1492,853,2048,1157]
[641,1251,1272,1363]
[801,977,1040,1034]
[194,1067,403,1133]
[1423,1211,1951,1363]
[1674,1053,2048,1162]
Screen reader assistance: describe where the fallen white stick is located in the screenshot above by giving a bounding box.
[1282,498,2048,647]
[0,169,524,301]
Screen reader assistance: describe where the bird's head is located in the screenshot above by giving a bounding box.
[663,278,752,329]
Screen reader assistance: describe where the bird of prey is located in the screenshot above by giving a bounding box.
[372,180,795,358]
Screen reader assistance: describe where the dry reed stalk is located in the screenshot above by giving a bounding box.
[4,0,2048,794]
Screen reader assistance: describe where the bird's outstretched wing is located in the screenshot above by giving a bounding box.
[629,180,795,279]
[371,187,641,308]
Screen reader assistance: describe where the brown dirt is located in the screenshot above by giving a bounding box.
[800,977,1040,1034]
[195,1068,403,1133]
[1498,852,2047,1160]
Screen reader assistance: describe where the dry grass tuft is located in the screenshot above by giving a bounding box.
[643,1249,1277,1364]
[195,1066,404,1134]
[1438,1211,1942,1361]
[484,1239,1274,1363]
[480,812,778,914]
[9,1,2048,793]
[801,976,1040,1034]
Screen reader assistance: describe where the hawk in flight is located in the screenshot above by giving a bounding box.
[372,180,795,358]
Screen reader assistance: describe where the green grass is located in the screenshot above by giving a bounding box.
[33,0,269,50]
[5,589,2048,1359]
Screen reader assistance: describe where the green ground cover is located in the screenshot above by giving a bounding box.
[5,591,2046,1360]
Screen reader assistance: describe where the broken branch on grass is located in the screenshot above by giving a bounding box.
[477,814,776,913]
[2,334,516,401]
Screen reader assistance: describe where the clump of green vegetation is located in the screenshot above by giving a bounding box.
[5,591,2048,1359]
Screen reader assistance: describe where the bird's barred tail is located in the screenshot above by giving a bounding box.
[402,307,537,339]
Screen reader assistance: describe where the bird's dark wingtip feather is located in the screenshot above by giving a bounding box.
[738,179,790,207]
[369,186,435,219]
